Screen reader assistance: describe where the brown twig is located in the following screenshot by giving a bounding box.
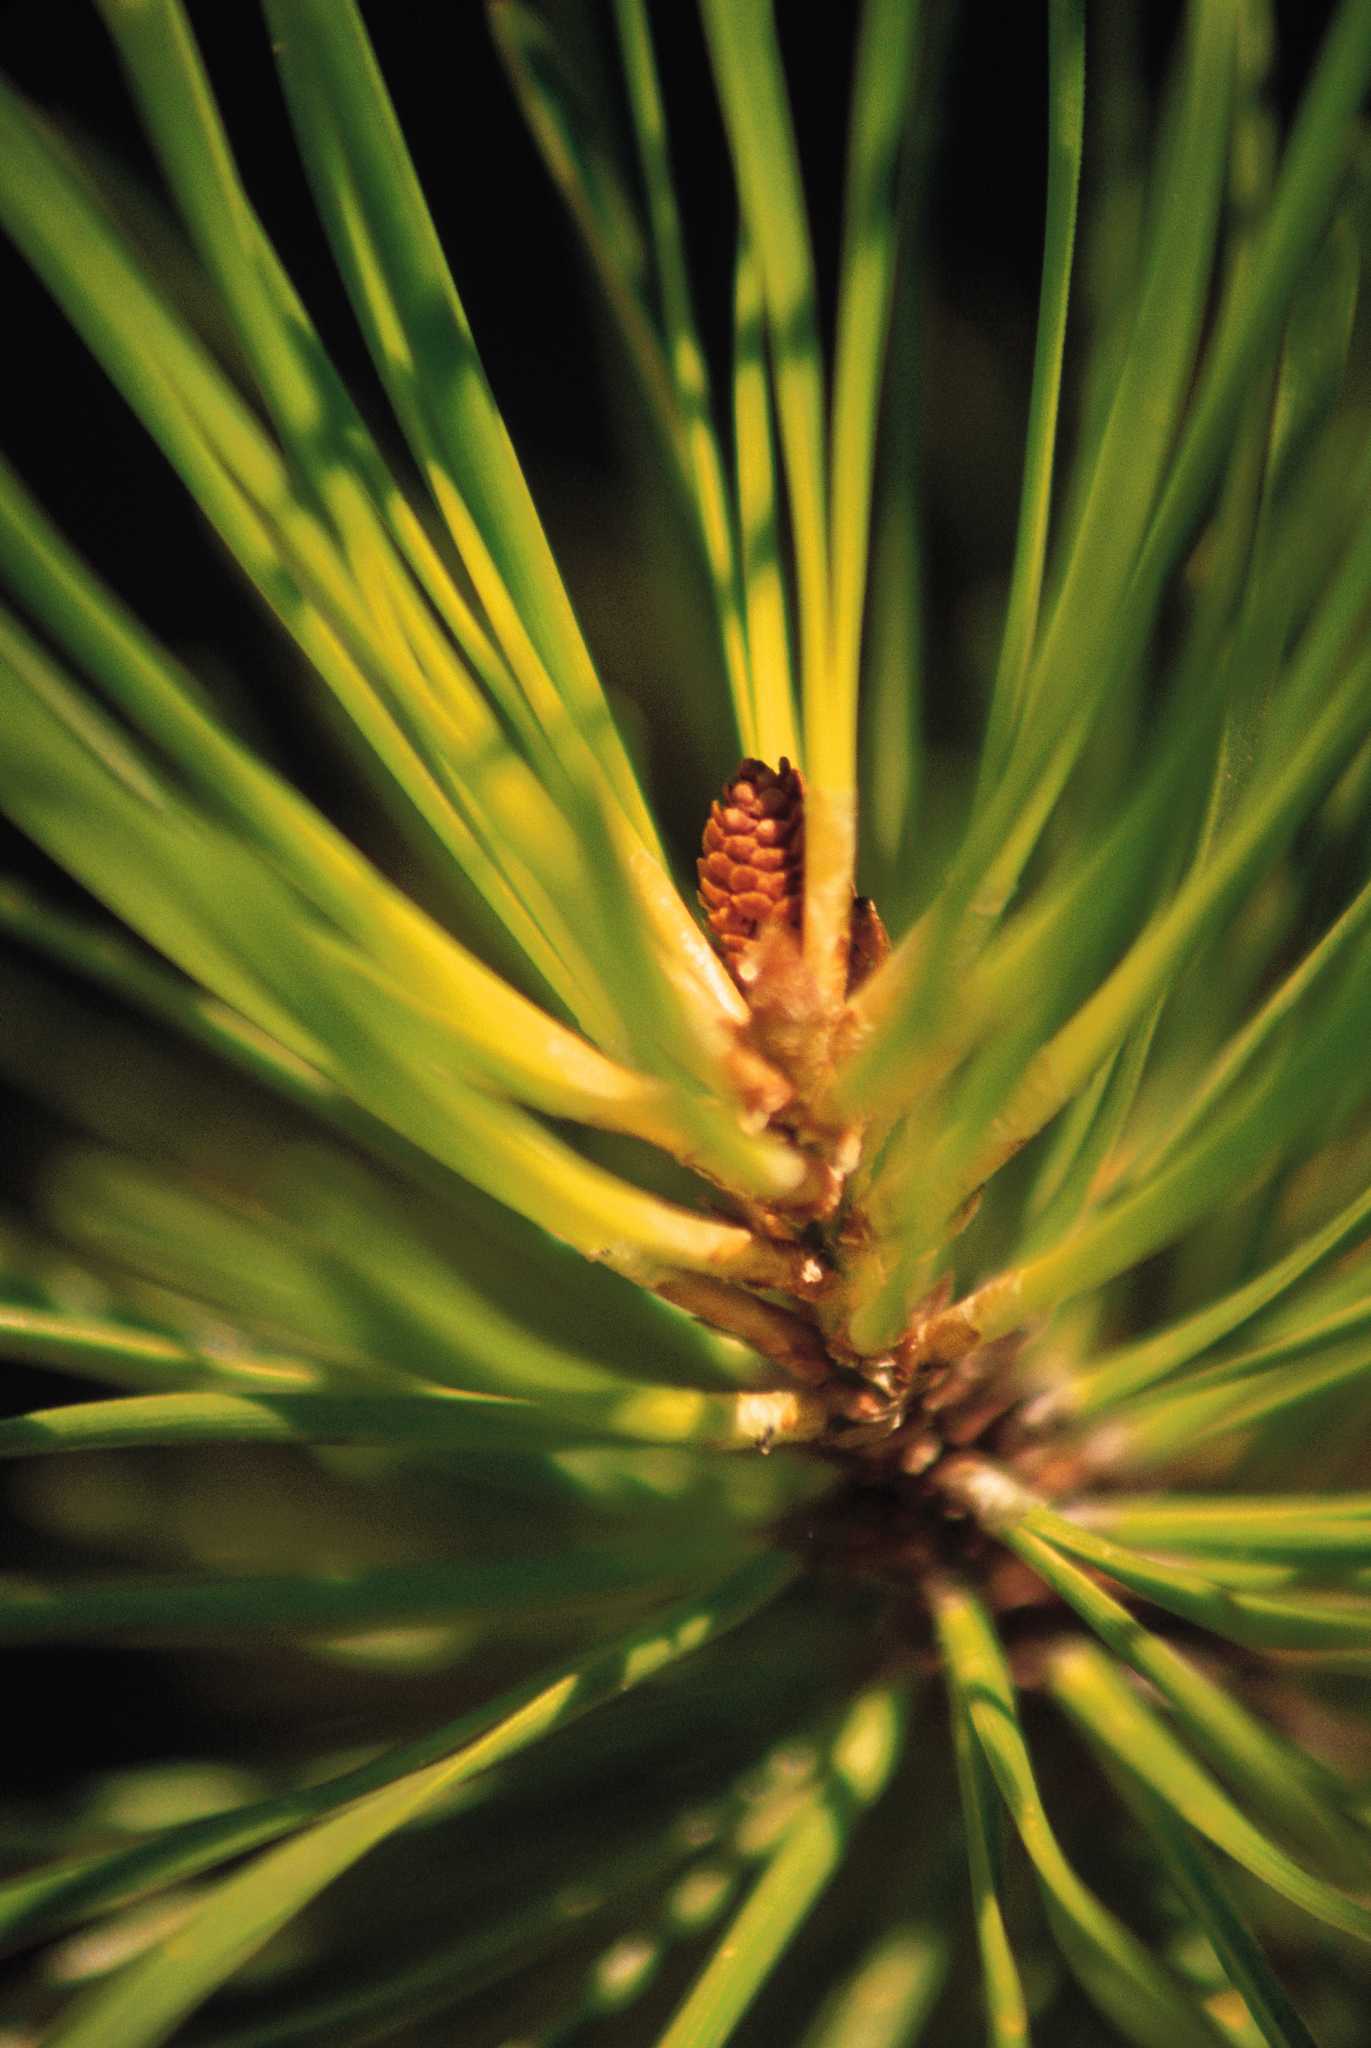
[653,1271,833,1386]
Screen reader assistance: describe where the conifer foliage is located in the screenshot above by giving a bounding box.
[3,2,1371,2042]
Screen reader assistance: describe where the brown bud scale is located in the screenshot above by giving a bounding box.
[697,757,804,975]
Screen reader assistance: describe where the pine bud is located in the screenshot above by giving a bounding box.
[697,757,804,977]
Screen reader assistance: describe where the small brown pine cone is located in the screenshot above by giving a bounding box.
[697,757,804,978]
